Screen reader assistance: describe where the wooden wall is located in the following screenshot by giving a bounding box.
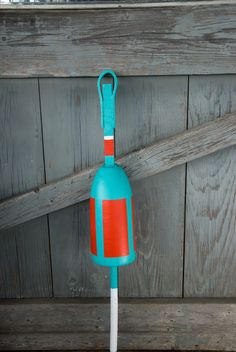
[1,2,236,350]
[1,74,236,299]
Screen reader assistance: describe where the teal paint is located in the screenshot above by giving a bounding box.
[96,199,104,259]
[105,155,115,166]
[97,69,118,130]
[110,266,118,289]
[91,164,132,200]
[91,246,136,267]
[127,197,135,256]
[90,69,136,286]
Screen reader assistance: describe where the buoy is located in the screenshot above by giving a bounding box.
[90,70,136,352]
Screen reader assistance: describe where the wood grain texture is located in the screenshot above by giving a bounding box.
[0,0,224,9]
[1,298,236,350]
[185,75,236,297]
[1,111,236,232]
[39,78,109,297]
[1,2,236,77]
[116,76,187,297]
[40,76,186,298]
[0,79,52,298]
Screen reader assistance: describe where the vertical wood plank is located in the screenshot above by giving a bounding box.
[116,77,187,297]
[0,230,19,298]
[0,79,52,298]
[40,78,109,297]
[40,76,187,298]
[185,75,236,297]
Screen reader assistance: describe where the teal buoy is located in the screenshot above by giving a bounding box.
[90,70,136,351]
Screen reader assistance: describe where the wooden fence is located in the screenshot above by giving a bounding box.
[0,1,236,350]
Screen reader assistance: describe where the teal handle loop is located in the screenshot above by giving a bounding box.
[97,70,118,100]
[97,70,118,129]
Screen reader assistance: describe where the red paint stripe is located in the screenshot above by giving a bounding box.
[132,197,137,251]
[90,198,97,255]
[104,139,114,156]
[103,199,129,257]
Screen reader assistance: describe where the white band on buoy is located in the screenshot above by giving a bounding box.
[104,135,114,140]
[110,288,118,352]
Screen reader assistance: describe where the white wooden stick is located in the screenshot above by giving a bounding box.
[110,288,118,352]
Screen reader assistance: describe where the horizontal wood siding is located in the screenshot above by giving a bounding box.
[0,2,236,77]
[1,298,236,350]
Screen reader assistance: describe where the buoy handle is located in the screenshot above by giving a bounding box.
[97,70,118,129]
[97,70,118,166]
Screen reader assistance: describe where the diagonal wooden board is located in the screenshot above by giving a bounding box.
[0,112,236,231]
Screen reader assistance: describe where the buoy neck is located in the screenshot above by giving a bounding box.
[110,266,118,289]
[102,84,115,166]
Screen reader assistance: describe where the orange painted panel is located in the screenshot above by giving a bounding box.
[103,199,129,257]
[104,139,114,156]
[90,198,97,255]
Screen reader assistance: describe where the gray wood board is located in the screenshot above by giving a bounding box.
[1,2,236,77]
[0,79,52,298]
[1,111,236,233]
[0,0,221,7]
[184,75,236,297]
[39,78,109,297]
[116,76,187,297]
[1,298,236,350]
[39,76,187,297]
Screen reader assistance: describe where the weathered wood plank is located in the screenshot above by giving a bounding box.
[0,231,19,298]
[124,169,185,297]
[0,0,224,10]
[0,79,52,298]
[116,76,187,297]
[39,76,186,297]
[39,78,109,297]
[0,111,236,232]
[1,2,236,77]
[1,298,236,350]
[185,75,236,297]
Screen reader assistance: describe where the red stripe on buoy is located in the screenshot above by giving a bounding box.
[103,199,129,257]
[90,198,97,255]
[104,139,114,156]
[132,197,137,251]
